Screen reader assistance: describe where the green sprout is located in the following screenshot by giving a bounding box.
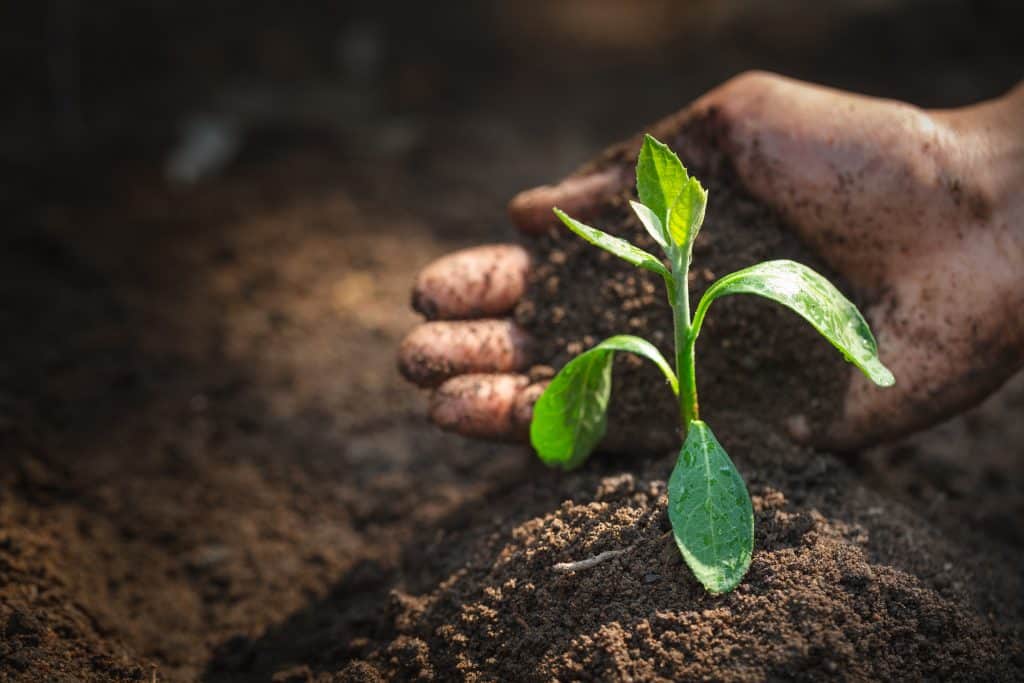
[529,134,895,594]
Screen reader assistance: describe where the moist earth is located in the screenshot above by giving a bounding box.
[345,413,1022,681]
[3,5,1024,678]
[4,136,1022,682]
[516,115,848,453]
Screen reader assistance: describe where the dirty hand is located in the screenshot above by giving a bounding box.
[399,71,1024,451]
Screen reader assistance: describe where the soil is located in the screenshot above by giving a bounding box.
[5,133,1021,683]
[346,412,1023,681]
[515,113,849,452]
[3,3,1024,682]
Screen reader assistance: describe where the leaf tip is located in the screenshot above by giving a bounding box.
[875,366,896,387]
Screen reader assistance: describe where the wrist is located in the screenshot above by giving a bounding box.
[936,82,1024,217]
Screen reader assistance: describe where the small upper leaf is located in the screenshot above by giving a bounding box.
[636,134,687,230]
[554,208,669,278]
[629,200,667,248]
[668,420,754,594]
[636,134,706,252]
[693,260,895,386]
[530,335,677,470]
[667,176,707,250]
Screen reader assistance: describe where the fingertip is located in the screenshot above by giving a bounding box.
[412,244,530,320]
[508,168,629,235]
[508,184,562,235]
[430,374,531,440]
[398,320,534,387]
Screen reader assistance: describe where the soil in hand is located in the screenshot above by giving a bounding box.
[342,124,1023,681]
[516,114,849,453]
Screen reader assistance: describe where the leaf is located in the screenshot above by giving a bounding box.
[629,200,667,248]
[636,134,687,229]
[667,176,707,250]
[637,134,707,252]
[553,208,669,278]
[530,335,677,470]
[693,260,895,386]
[668,420,753,594]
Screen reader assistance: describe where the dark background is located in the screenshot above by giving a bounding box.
[4,1,1023,206]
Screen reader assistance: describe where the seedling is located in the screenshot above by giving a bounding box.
[530,134,894,594]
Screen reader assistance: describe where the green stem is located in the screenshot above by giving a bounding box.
[670,261,699,429]
[679,330,699,424]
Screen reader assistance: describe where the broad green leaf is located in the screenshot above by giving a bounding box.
[668,420,753,594]
[636,134,687,229]
[531,335,677,470]
[629,200,667,248]
[693,260,895,387]
[553,208,669,278]
[667,176,707,250]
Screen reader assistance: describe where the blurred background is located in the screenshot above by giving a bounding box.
[1,1,1022,680]
[4,1,1023,209]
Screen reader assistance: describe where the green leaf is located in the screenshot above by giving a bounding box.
[629,200,667,248]
[692,260,895,386]
[553,208,669,278]
[667,176,707,250]
[636,134,687,229]
[636,134,706,251]
[530,335,677,470]
[668,420,753,594]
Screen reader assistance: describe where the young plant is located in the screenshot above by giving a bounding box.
[529,134,895,594]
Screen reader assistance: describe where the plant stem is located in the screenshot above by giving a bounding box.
[670,261,700,429]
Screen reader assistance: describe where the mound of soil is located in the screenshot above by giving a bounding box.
[347,413,1022,680]
[516,114,848,452]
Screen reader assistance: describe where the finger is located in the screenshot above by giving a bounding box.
[430,374,547,441]
[412,244,530,320]
[508,167,630,235]
[398,320,534,387]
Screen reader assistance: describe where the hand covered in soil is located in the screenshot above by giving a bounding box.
[399,72,1024,451]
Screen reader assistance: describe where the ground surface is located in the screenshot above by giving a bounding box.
[2,2,1023,681]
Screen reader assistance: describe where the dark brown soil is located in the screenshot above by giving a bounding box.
[347,411,1023,680]
[516,115,849,452]
[5,135,1022,683]
[3,3,1024,682]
